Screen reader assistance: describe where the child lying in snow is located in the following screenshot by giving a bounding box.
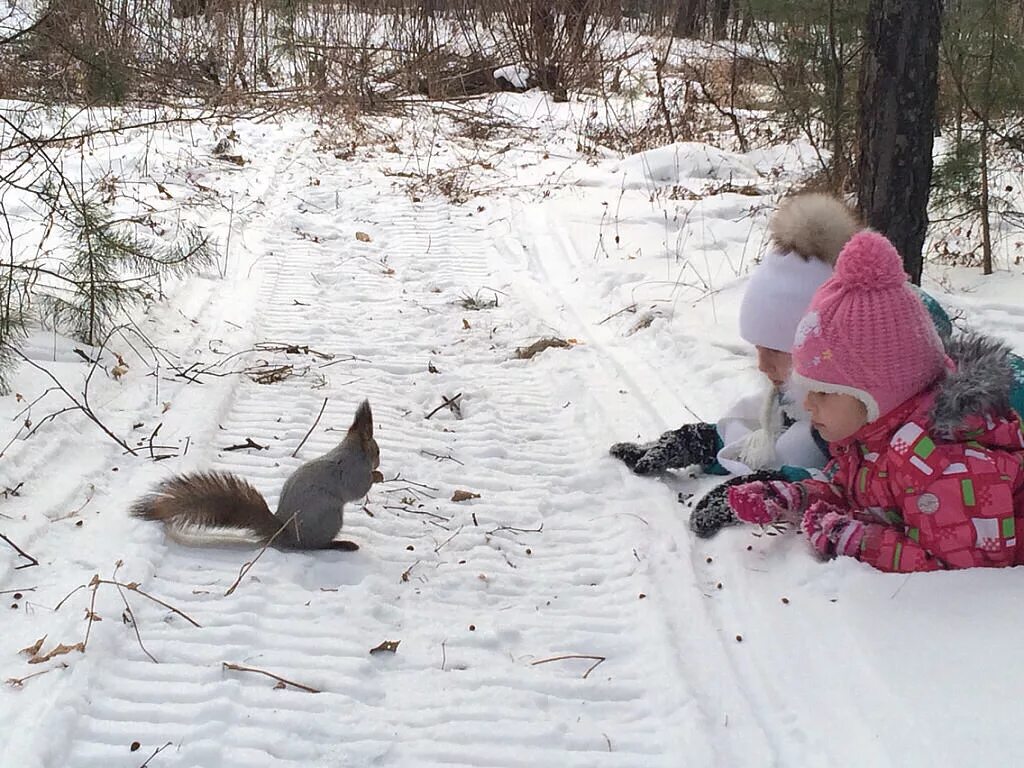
[609,193,953,536]
[726,231,1024,573]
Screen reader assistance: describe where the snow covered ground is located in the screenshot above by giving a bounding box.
[2,92,1024,768]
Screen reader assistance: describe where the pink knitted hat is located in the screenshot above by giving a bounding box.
[791,231,948,422]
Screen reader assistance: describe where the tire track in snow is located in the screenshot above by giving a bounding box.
[490,201,789,766]
[52,165,719,766]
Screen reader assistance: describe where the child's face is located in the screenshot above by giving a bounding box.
[803,391,869,442]
[755,346,792,387]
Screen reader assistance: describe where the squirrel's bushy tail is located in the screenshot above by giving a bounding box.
[131,471,280,542]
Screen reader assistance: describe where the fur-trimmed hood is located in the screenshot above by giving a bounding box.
[769,193,861,265]
[931,331,1019,438]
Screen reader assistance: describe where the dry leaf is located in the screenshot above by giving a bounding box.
[462,318,471,330]
[428,361,439,374]
[19,636,46,657]
[514,337,571,360]
[451,490,480,502]
[355,231,372,242]
[111,364,129,380]
[28,642,85,665]
[369,640,400,655]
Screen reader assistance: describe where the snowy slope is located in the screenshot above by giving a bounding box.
[1,101,1024,768]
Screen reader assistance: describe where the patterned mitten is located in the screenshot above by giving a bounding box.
[727,479,804,525]
[633,423,720,475]
[802,501,865,558]
[687,470,789,538]
[609,440,648,470]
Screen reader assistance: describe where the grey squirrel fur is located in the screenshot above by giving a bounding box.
[131,400,380,550]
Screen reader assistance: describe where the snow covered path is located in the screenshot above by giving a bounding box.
[3,117,1024,768]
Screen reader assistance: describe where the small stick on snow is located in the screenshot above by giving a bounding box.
[292,397,328,458]
[530,654,606,679]
[110,562,157,663]
[487,523,543,536]
[92,579,202,628]
[138,741,174,768]
[222,662,320,693]
[420,449,464,465]
[597,303,638,325]
[0,533,39,569]
[380,474,440,492]
[425,393,462,420]
[224,513,297,597]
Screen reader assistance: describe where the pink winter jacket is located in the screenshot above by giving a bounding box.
[801,334,1024,573]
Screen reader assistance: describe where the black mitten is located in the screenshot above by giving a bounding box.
[609,440,649,471]
[633,423,719,475]
[686,469,790,538]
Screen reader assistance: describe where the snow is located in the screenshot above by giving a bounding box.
[2,89,1024,768]
[493,65,530,90]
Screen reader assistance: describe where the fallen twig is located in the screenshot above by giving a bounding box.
[138,741,174,768]
[292,397,328,458]
[14,349,138,455]
[597,304,638,325]
[223,438,267,452]
[426,393,463,420]
[530,654,606,679]
[6,663,67,689]
[224,513,297,596]
[0,533,39,569]
[420,449,464,465]
[92,578,201,628]
[111,562,157,663]
[487,523,544,536]
[222,662,320,693]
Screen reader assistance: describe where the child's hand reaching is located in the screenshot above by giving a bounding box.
[726,480,804,525]
[802,501,865,558]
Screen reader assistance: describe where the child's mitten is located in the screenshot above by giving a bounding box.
[633,423,719,475]
[687,470,789,538]
[727,479,804,525]
[609,440,647,470]
[802,501,865,558]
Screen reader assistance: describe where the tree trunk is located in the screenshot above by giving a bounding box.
[855,0,943,285]
[674,0,703,38]
[712,0,731,39]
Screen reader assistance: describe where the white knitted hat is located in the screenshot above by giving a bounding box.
[738,249,834,352]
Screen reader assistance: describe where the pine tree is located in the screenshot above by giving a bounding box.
[856,0,943,284]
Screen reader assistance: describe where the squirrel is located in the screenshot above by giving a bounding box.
[131,400,381,551]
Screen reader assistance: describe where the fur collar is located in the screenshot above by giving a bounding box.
[931,331,1017,438]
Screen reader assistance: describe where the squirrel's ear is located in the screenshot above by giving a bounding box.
[349,400,373,439]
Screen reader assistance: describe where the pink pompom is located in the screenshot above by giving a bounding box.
[833,231,906,289]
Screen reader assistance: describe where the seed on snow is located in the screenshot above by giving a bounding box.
[735,634,743,643]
